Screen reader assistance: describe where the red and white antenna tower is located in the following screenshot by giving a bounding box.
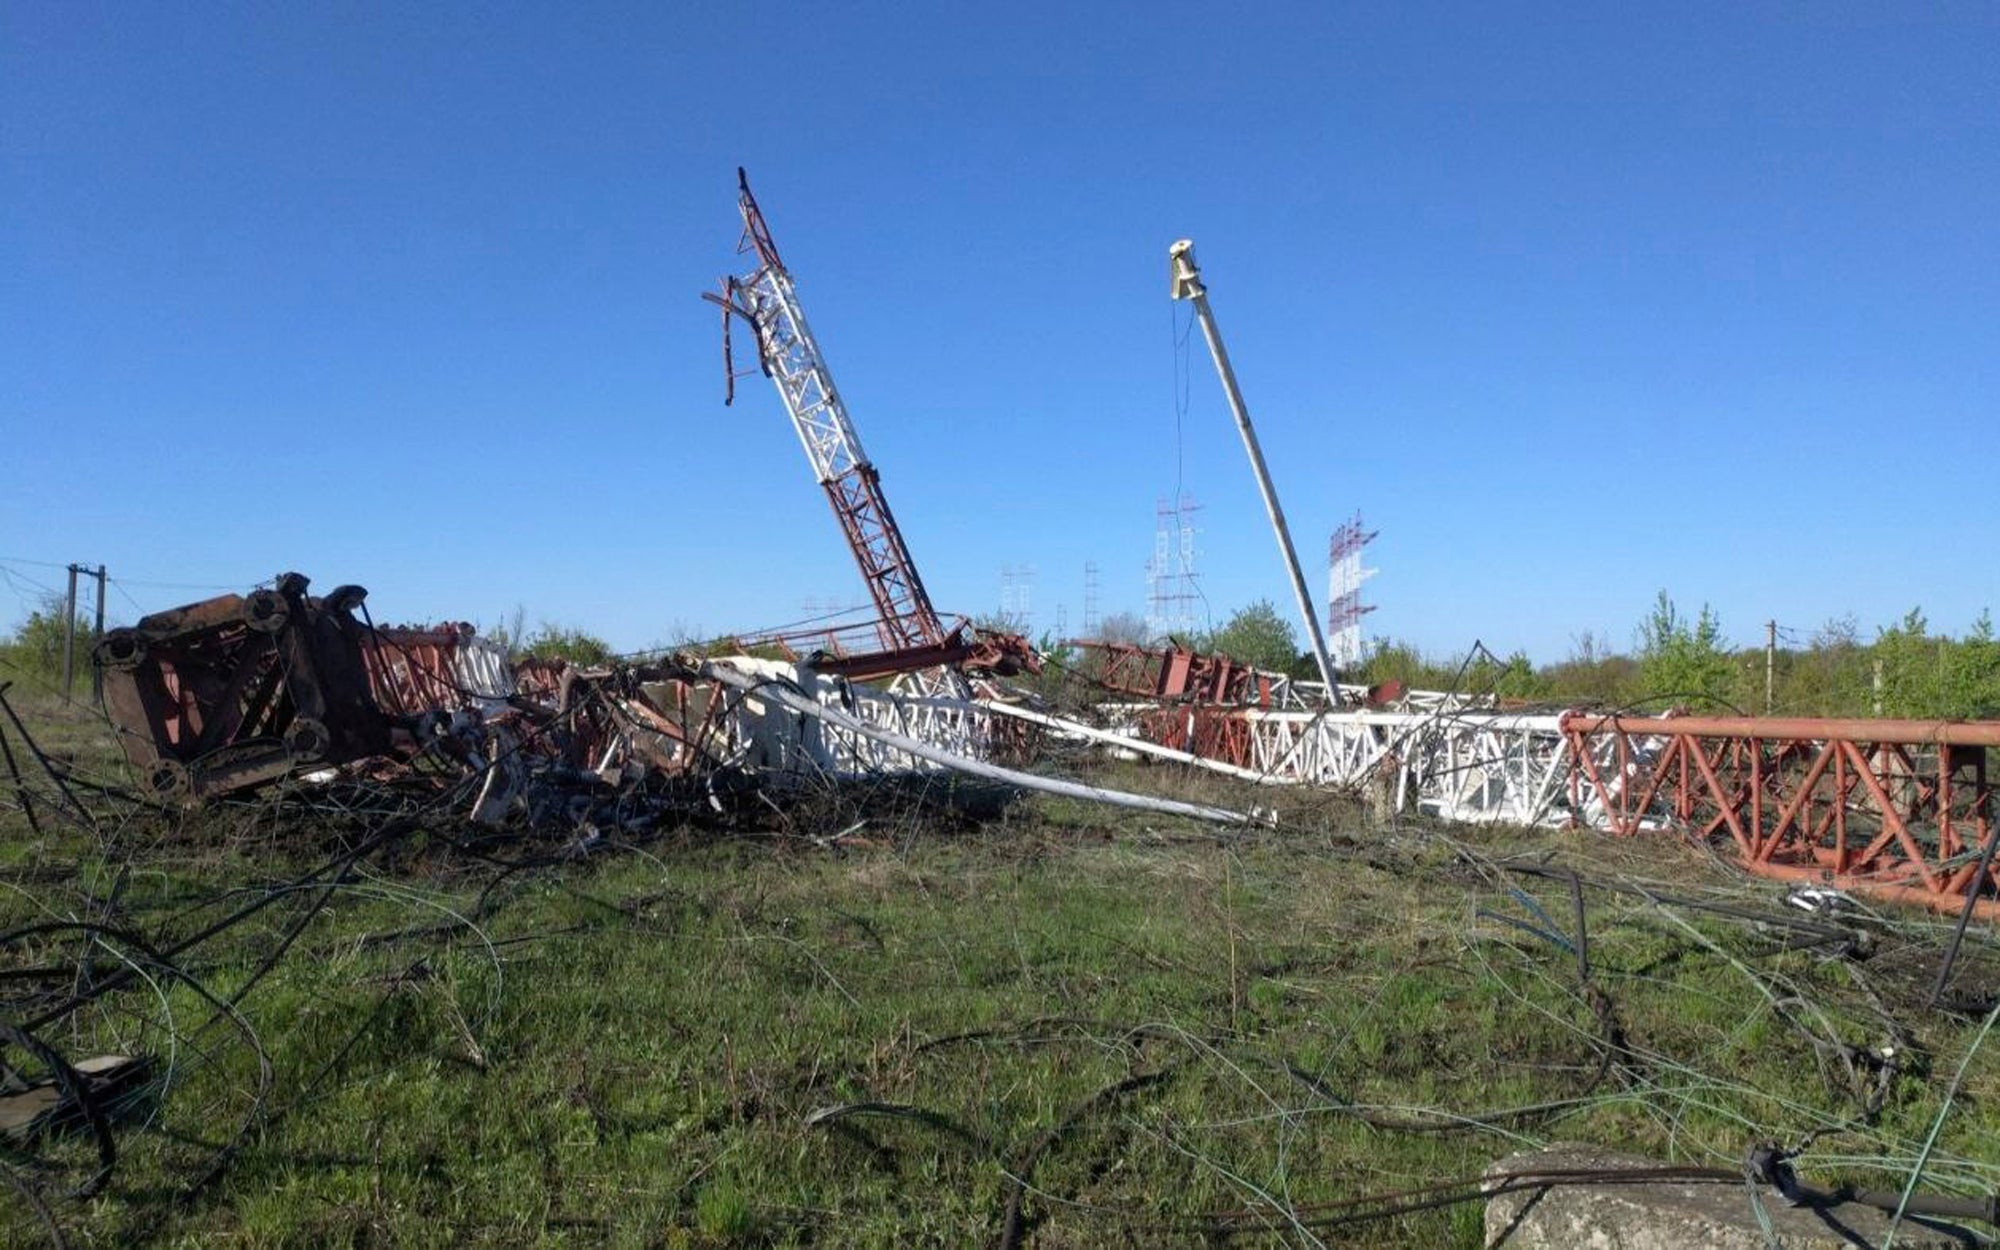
[707,169,945,655]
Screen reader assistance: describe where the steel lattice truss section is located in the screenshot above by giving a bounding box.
[642,639,2000,921]
[697,658,991,778]
[667,653,2000,920]
[1560,714,2000,918]
[716,649,2000,923]
[1111,699,2000,920]
[711,170,944,653]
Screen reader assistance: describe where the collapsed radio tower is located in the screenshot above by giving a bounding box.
[707,169,945,655]
[1146,494,1202,639]
[1326,513,1379,670]
[705,169,1037,687]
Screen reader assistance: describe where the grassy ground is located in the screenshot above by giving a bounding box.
[4,684,2000,1247]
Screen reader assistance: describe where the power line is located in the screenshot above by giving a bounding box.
[0,564,66,602]
[107,578,150,620]
[112,576,259,591]
[0,556,253,595]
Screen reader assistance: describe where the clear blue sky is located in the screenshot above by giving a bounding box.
[5,4,1995,662]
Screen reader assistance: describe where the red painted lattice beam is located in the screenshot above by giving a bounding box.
[1561,713,1998,921]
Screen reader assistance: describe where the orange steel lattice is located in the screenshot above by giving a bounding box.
[1562,714,1998,919]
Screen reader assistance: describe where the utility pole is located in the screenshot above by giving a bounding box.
[1168,239,1339,699]
[1765,620,1776,714]
[61,564,79,701]
[91,566,107,706]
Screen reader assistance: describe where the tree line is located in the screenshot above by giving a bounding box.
[12,587,2000,721]
[1073,592,2000,720]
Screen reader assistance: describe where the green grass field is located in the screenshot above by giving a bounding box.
[4,685,2000,1247]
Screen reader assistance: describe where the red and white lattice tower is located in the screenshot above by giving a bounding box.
[709,169,945,654]
[1326,513,1378,670]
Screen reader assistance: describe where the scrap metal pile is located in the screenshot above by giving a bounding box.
[81,572,2000,932]
[73,159,2000,929]
[1051,634,2000,924]
[86,573,1032,829]
[0,574,1057,1244]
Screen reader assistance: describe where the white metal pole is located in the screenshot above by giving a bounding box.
[1168,239,1341,700]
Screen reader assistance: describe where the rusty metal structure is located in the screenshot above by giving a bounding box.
[89,573,1019,812]
[79,563,2000,924]
[1075,638,1463,712]
[91,576,730,816]
[1078,639,1298,708]
[94,574,395,799]
[68,185,2000,929]
[360,621,511,718]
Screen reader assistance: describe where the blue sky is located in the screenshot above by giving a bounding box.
[4,3,1995,662]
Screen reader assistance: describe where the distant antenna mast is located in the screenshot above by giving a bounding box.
[1326,513,1379,670]
[1146,494,1201,639]
[1000,563,1038,633]
[1082,561,1101,635]
[1168,238,1339,697]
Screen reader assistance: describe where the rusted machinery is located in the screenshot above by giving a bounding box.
[94,573,396,799]
[87,573,878,814]
[93,575,741,808]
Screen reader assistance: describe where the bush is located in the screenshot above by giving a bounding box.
[1200,600,1302,675]
[522,623,614,667]
[1635,591,1737,709]
[2,594,98,679]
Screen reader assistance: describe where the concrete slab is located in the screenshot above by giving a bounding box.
[1485,1144,1980,1249]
